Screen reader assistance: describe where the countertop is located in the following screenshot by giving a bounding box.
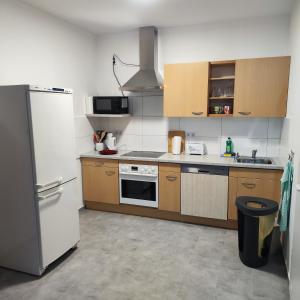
[80,150,285,170]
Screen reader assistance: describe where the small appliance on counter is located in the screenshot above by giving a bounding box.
[105,132,117,150]
[186,141,206,155]
[92,96,129,114]
[172,136,182,155]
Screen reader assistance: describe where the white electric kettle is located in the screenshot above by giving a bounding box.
[105,133,117,150]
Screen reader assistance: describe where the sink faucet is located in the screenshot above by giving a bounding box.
[252,149,258,159]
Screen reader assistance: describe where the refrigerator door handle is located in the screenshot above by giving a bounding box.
[36,177,63,189]
[38,188,63,201]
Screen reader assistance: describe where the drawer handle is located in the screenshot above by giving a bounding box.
[105,170,115,176]
[95,162,104,167]
[192,112,203,116]
[242,183,256,189]
[238,112,252,116]
[166,175,177,182]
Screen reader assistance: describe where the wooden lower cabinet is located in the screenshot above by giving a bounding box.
[228,168,282,220]
[159,164,181,212]
[81,158,119,205]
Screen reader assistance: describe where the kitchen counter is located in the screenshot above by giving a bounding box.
[80,151,285,170]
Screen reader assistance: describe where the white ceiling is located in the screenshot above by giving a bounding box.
[22,0,293,34]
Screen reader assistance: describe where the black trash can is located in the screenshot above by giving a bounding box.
[236,196,279,268]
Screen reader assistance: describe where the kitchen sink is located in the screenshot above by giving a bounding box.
[236,157,273,165]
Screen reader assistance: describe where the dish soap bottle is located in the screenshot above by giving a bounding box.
[226,137,233,155]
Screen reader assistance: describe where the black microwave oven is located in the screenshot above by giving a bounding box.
[93,96,129,114]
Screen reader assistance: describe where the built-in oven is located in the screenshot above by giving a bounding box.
[119,163,158,208]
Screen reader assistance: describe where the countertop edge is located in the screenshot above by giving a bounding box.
[80,151,285,170]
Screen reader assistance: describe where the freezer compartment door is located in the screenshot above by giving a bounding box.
[38,179,80,269]
[29,91,77,192]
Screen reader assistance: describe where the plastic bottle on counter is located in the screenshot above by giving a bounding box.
[226,137,233,154]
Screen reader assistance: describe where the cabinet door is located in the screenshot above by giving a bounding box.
[159,165,181,212]
[181,173,228,220]
[82,163,119,204]
[164,62,209,117]
[234,56,290,117]
[228,176,281,220]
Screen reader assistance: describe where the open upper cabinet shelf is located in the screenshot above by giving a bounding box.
[86,114,131,118]
[208,61,236,117]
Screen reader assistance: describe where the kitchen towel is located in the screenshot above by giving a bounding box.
[278,160,294,232]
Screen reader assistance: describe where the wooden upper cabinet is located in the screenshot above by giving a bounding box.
[234,56,290,117]
[164,62,209,117]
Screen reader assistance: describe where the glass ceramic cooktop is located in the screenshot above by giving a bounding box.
[121,151,166,158]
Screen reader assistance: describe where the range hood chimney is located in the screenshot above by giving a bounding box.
[120,26,163,92]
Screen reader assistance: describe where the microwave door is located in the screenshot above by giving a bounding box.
[94,99,111,114]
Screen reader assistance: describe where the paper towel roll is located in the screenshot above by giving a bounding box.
[172,136,182,155]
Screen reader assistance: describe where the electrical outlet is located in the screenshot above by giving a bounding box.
[187,132,195,137]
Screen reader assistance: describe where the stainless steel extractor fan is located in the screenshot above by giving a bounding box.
[113,26,163,93]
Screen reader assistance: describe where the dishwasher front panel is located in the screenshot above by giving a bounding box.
[181,173,228,220]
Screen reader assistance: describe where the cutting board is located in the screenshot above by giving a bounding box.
[168,131,185,153]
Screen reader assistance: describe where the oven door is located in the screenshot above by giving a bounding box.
[119,174,158,208]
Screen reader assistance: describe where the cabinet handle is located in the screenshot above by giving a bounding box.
[166,175,177,182]
[238,112,252,116]
[95,162,104,167]
[192,112,203,116]
[242,183,256,189]
[105,170,115,176]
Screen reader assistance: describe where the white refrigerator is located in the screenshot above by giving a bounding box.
[0,85,80,275]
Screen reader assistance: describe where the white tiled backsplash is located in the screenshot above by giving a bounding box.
[85,95,283,157]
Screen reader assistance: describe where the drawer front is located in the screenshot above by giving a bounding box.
[237,177,263,197]
[228,176,281,221]
[181,173,228,220]
[237,177,281,201]
[230,168,282,180]
[81,158,118,168]
[159,163,181,174]
[159,171,180,212]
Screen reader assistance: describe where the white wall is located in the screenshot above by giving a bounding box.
[0,0,98,208]
[92,95,283,156]
[281,0,300,298]
[95,15,290,154]
[96,15,290,95]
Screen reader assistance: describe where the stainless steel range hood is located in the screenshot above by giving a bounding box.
[120,27,163,92]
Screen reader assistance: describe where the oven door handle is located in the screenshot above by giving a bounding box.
[119,172,158,178]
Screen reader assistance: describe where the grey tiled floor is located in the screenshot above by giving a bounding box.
[0,209,289,300]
